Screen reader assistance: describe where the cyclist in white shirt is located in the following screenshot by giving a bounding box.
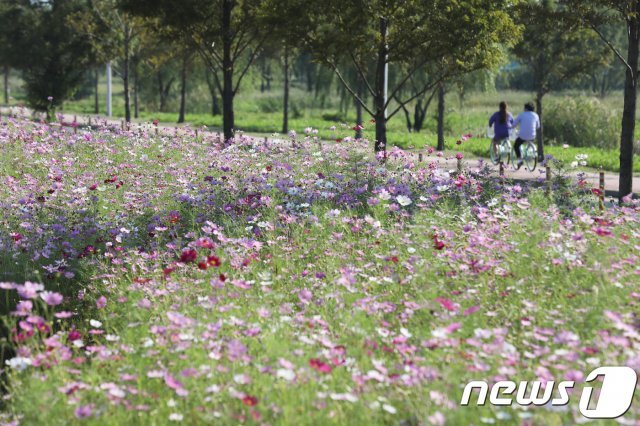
[512,102,540,169]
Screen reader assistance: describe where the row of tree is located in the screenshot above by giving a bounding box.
[0,0,637,197]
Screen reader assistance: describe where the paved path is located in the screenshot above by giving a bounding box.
[414,155,639,197]
[2,106,638,196]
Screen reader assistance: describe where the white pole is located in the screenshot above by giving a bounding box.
[106,62,112,117]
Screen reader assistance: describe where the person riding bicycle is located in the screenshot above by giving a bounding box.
[488,102,513,152]
[512,102,540,169]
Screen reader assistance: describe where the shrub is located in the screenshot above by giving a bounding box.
[544,97,620,150]
[257,97,281,113]
[322,111,346,122]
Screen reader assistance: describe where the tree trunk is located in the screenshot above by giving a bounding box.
[620,9,639,199]
[133,60,139,119]
[355,79,363,139]
[535,91,545,161]
[414,100,423,133]
[158,73,164,112]
[306,60,314,92]
[4,66,9,105]
[401,104,412,132]
[94,68,99,114]
[205,71,221,116]
[266,65,271,91]
[600,71,608,99]
[437,83,446,151]
[221,0,235,141]
[178,55,188,124]
[374,16,388,152]
[158,73,173,113]
[282,45,289,134]
[123,26,131,123]
[414,89,437,133]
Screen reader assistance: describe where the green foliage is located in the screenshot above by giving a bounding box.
[321,111,346,122]
[545,97,621,149]
[512,0,608,97]
[0,0,94,116]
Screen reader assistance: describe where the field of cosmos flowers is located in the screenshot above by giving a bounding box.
[0,116,639,425]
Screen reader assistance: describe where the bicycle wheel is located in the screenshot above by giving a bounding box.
[524,141,537,171]
[500,139,511,166]
[489,140,500,165]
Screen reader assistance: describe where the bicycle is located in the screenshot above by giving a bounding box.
[512,138,538,172]
[486,126,512,166]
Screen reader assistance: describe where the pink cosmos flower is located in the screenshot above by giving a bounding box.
[16,282,44,299]
[96,296,107,309]
[298,289,312,304]
[40,291,63,306]
[435,297,457,312]
[14,300,33,316]
[75,405,92,419]
[309,358,333,374]
[164,373,188,396]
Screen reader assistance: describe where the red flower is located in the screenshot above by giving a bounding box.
[219,273,227,282]
[168,212,181,224]
[153,119,159,126]
[336,138,343,143]
[198,262,208,270]
[242,395,258,406]
[309,358,333,374]
[88,184,98,191]
[67,330,82,342]
[207,255,221,267]
[592,227,612,237]
[10,232,22,242]
[180,249,198,263]
[435,297,456,312]
[163,266,176,276]
[433,237,445,250]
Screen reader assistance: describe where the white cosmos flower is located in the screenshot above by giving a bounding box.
[382,404,397,414]
[5,356,32,371]
[378,189,391,200]
[396,195,412,206]
[276,368,296,381]
[169,413,184,422]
